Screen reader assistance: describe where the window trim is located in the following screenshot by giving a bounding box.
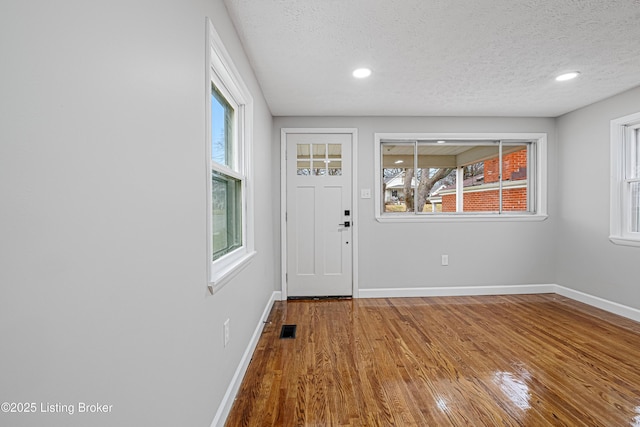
[610,112,640,247]
[206,18,255,293]
[374,132,548,222]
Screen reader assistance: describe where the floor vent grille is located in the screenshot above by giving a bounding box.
[280,324,297,339]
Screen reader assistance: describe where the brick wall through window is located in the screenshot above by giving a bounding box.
[441,149,528,212]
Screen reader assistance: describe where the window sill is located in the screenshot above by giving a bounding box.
[208,250,256,294]
[376,213,548,223]
[609,236,640,248]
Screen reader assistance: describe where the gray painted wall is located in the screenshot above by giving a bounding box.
[275,117,559,291]
[0,1,276,426]
[557,85,640,308]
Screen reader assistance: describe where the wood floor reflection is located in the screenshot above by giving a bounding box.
[225,294,640,426]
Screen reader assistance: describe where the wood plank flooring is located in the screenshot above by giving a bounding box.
[225,294,640,426]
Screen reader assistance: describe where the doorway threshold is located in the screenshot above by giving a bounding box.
[287,295,352,301]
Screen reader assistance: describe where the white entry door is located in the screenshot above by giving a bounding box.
[285,131,353,297]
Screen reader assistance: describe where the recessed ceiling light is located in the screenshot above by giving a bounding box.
[394,160,404,164]
[437,140,446,144]
[352,68,372,78]
[555,71,581,82]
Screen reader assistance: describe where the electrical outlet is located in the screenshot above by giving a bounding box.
[441,255,449,266]
[223,319,230,347]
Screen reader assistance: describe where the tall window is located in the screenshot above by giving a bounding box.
[206,18,254,291]
[375,133,547,221]
[610,112,640,247]
[211,85,242,260]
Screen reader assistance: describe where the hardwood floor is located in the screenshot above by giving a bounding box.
[225,294,640,426]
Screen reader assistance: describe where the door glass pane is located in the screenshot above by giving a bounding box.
[631,181,640,233]
[296,143,343,176]
[212,171,242,260]
[328,160,342,176]
[327,144,342,175]
[328,144,342,158]
[211,85,234,167]
[312,144,327,176]
[312,143,326,158]
[297,161,311,175]
[297,144,311,175]
[313,160,327,176]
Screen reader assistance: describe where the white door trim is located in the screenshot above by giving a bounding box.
[280,128,358,300]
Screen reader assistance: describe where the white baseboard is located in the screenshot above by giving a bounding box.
[358,284,556,299]
[210,291,278,427]
[555,285,640,323]
[359,284,640,323]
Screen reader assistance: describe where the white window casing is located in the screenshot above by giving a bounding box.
[206,18,255,293]
[610,112,640,247]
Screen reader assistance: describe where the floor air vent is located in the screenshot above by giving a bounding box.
[280,324,297,339]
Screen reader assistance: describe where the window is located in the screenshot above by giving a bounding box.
[206,18,255,292]
[296,143,342,176]
[211,86,242,260]
[610,112,640,247]
[375,133,547,221]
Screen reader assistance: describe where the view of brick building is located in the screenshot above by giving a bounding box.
[437,148,528,212]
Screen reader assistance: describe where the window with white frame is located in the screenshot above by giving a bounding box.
[610,112,640,247]
[206,18,255,291]
[211,85,242,260]
[374,133,547,221]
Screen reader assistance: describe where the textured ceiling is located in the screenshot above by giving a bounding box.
[224,0,640,117]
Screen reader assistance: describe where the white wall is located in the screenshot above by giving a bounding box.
[0,1,276,426]
[557,85,640,309]
[274,117,558,292]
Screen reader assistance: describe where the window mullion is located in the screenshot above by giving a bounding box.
[456,166,464,212]
[498,140,503,214]
[527,142,534,212]
[324,143,329,175]
[413,141,418,214]
[310,144,315,176]
[625,125,638,235]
